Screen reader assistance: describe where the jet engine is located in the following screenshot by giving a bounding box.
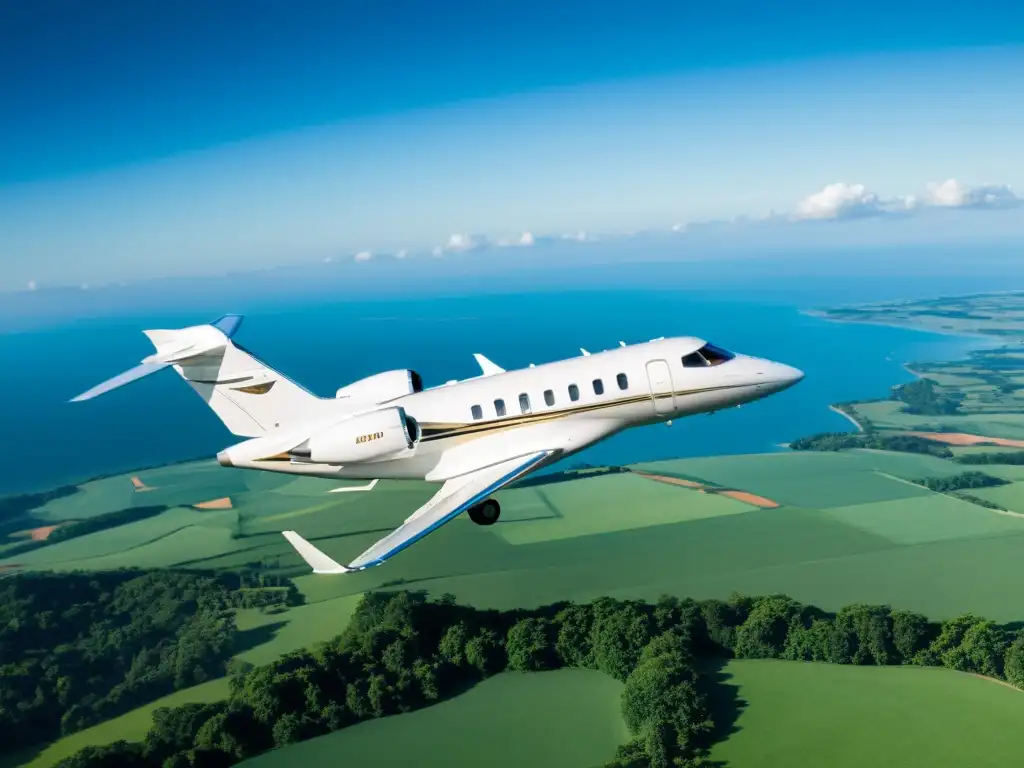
[334,370,423,408]
[290,406,417,464]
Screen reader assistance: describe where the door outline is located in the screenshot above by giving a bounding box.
[646,359,676,415]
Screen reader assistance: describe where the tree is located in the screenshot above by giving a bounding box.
[943,620,1007,677]
[591,600,655,681]
[733,596,804,659]
[1003,635,1024,689]
[554,604,595,667]
[891,610,935,663]
[465,629,504,676]
[437,622,470,667]
[505,619,556,672]
[829,605,895,666]
[782,619,833,662]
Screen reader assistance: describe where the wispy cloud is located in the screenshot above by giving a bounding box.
[495,231,536,247]
[353,250,373,262]
[26,280,37,291]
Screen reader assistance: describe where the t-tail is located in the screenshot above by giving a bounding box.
[70,315,331,437]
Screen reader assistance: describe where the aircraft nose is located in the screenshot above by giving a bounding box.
[772,363,805,390]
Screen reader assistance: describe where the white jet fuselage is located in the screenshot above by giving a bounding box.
[217,336,803,482]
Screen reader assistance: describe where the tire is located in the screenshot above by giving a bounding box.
[468,498,501,526]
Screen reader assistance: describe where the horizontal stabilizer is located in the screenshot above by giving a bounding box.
[281,531,351,574]
[70,361,170,402]
[69,314,245,403]
[328,479,379,494]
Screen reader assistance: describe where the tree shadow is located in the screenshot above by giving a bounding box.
[696,657,748,767]
[0,743,46,768]
[234,621,288,654]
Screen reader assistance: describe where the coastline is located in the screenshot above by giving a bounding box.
[829,405,865,433]
[799,308,1012,345]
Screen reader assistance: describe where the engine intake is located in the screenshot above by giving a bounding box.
[291,406,416,465]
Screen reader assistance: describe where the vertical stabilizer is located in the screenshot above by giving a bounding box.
[70,314,333,437]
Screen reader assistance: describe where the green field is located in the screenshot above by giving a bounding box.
[16,403,1024,766]
[10,446,1024,624]
[239,669,629,768]
[709,660,1024,768]
[850,400,1024,441]
[19,679,231,768]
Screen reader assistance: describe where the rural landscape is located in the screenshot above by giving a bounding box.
[8,292,1024,767]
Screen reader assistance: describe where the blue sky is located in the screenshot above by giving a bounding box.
[1,2,1023,291]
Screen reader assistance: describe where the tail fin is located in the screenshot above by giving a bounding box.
[70,314,331,437]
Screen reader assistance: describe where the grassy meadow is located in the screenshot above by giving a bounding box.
[239,669,629,768]
[708,660,1024,768]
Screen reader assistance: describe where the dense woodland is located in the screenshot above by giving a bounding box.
[956,451,1024,465]
[43,587,1024,768]
[789,432,953,457]
[891,378,964,416]
[916,471,1009,493]
[0,570,299,754]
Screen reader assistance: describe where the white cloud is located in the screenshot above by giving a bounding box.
[561,230,591,242]
[793,182,895,221]
[923,179,1019,209]
[395,249,409,259]
[27,279,37,291]
[791,178,1019,224]
[431,245,443,257]
[443,233,487,252]
[518,231,535,246]
[353,250,373,262]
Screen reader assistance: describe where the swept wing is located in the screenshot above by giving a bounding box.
[282,450,552,573]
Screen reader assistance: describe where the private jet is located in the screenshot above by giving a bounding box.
[71,314,803,573]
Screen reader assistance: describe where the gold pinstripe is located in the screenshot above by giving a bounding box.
[251,381,751,462]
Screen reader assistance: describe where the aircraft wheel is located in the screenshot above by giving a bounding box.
[468,499,501,526]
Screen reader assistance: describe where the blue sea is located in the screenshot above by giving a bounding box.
[0,270,993,497]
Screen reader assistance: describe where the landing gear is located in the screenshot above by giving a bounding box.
[468,498,501,526]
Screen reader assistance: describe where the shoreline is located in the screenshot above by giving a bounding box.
[799,308,1012,345]
[829,405,865,433]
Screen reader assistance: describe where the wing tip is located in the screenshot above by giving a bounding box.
[281,530,353,574]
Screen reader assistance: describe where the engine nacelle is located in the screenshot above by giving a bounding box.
[292,407,416,465]
[334,369,423,408]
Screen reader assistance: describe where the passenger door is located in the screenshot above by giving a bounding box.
[645,359,676,415]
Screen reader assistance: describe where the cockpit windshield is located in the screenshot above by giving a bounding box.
[682,343,735,368]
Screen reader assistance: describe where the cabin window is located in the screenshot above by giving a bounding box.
[471,405,483,420]
[700,343,735,366]
[519,393,532,414]
[494,399,506,417]
[568,384,580,402]
[544,389,555,406]
[593,378,604,395]
[682,352,708,368]
[616,373,628,390]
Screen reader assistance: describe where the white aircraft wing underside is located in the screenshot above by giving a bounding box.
[282,450,553,573]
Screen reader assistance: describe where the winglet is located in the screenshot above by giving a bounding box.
[281,531,352,574]
[473,353,505,376]
[580,348,590,356]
